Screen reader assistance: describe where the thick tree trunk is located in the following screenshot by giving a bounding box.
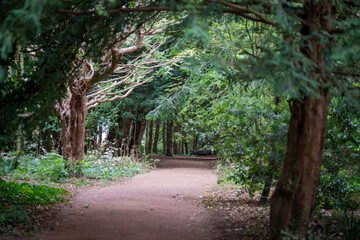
[58,92,87,177]
[270,3,333,237]
[152,122,160,154]
[270,95,329,237]
[166,121,173,156]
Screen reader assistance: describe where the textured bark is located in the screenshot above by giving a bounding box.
[58,92,87,177]
[270,2,333,238]
[166,121,173,156]
[152,122,160,154]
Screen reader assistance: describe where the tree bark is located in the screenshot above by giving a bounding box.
[58,92,87,177]
[192,135,198,150]
[166,121,173,156]
[147,120,153,154]
[270,2,333,238]
[173,137,177,155]
[152,122,160,154]
[120,118,132,156]
[97,123,102,149]
[181,133,185,155]
[162,122,166,155]
[137,119,146,153]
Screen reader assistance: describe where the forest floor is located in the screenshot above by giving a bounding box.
[16,156,235,240]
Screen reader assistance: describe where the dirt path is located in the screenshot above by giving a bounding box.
[30,157,221,240]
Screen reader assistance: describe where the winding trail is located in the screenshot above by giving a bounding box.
[31,156,221,240]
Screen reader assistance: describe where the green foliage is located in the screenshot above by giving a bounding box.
[315,97,360,211]
[340,211,360,240]
[82,151,151,180]
[3,152,69,182]
[317,169,360,211]
[0,179,68,234]
[0,180,69,206]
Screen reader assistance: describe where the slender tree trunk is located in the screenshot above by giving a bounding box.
[145,122,149,154]
[98,123,102,149]
[16,123,23,152]
[173,137,177,155]
[192,135,198,150]
[52,129,61,154]
[166,121,173,156]
[147,120,153,154]
[162,122,166,155]
[120,119,132,156]
[137,119,146,154]
[270,2,333,238]
[58,92,87,177]
[153,122,160,154]
[181,134,185,154]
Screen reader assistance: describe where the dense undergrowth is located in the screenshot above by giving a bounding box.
[0,151,155,237]
[216,162,360,239]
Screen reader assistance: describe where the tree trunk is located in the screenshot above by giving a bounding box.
[16,123,23,153]
[270,95,329,237]
[153,122,160,154]
[120,118,132,156]
[137,119,146,154]
[192,135,198,150]
[181,133,185,155]
[97,123,102,149]
[260,176,272,204]
[162,122,166,155]
[166,121,173,156]
[147,120,153,154]
[270,2,333,237]
[173,137,177,155]
[58,92,87,177]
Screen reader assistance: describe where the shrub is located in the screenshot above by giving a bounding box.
[316,169,360,210]
[0,179,68,234]
[82,154,150,180]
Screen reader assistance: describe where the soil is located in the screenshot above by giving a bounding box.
[25,156,223,240]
